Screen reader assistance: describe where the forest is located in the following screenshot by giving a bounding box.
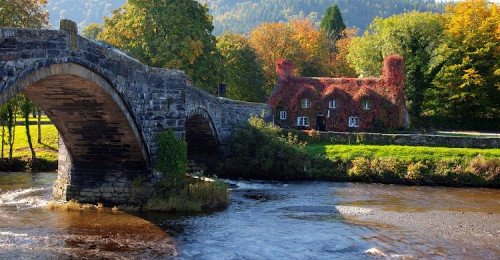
[45,0,445,34]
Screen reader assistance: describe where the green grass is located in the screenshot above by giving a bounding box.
[306,144,500,162]
[0,119,58,164]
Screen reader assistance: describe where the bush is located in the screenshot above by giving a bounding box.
[466,155,500,182]
[370,158,406,183]
[226,116,308,180]
[405,161,430,184]
[348,157,371,180]
[156,129,188,193]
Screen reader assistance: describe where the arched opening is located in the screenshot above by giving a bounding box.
[185,110,219,173]
[1,63,148,202]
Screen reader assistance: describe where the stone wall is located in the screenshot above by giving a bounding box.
[311,132,500,149]
[185,85,271,147]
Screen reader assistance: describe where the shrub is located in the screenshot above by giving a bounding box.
[370,158,405,183]
[405,161,430,184]
[466,155,500,182]
[156,129,188,193]
[226,116,307,180]
[348,157,371,180]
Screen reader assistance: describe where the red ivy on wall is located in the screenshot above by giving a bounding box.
[269,55,406,132]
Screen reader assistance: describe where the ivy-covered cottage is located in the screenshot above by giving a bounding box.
[268,55,408,132]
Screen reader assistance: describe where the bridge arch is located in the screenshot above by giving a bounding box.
[2,62,148,176]
[185,108,220,170]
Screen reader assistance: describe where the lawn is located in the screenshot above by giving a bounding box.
[0,118,58,163]
[306,144,500,162]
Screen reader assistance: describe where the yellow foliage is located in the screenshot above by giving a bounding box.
[445,0,500,44]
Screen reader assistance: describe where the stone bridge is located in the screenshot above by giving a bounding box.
[0,21,270,204]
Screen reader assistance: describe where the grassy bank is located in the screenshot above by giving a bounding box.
[305,144,499,187]
[0,118,58,171]
[306,144,500,162]
[225,117,499,188]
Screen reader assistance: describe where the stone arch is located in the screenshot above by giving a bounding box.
[1,62,148,173]
[185,108,220,170]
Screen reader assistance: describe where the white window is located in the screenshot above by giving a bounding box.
[328,99,338,109]
[301,99,311,108]
[327,109,331,118]
[279,111,287,120]
[362,100,372,110]
[297,116,310,126]
[348,116,359,128]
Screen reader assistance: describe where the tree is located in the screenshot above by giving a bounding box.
[320,5,346,41]
[347,12,444,119]
[82,23,102,40]
[99,0,222,92]
[426,0,499,119]
[20,95,36,167]
[249,19,328,93]
[217,32,267,102]
[0,0,48,28]
[0,0,47,164]
[326,28,358,77]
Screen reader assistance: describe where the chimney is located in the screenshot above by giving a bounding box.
[276,59,294,82]
[217,83,227,97]
[382,55,404,89]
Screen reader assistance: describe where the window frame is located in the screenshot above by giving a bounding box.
[328,99,337,109]
[297,116,310,127]
[301,98,311,109]
[348,116,360,128]
[279,110,287,120]
[362,100,372,110]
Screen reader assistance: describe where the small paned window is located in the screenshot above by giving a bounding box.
[362,100,372,110]
[279,111,287,120]
[297,116,310,126]
[328,100,338,109]
[301,99,311,108]
[348,116,360,128]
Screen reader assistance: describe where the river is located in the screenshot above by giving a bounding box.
[0,172,498,259]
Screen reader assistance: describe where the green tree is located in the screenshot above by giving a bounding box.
[0,0,47,163]
[320,5,346,41]
[347,12,444,119]
[20,95,36,167]
[217,32,266,102]
[0,0,48,28]
[99,0,222,92]
[426,0,499,119]
[82,23,102,40]
[156,130,188,193]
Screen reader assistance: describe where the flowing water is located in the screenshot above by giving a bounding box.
[0,172,498,259]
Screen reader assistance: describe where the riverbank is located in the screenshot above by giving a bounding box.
[305,143,500,188]
[224,117,500,188]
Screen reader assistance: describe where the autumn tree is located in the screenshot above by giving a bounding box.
[249,19,328,93]
[426,0,500,119]
[99,0,221,92]
[217,32,266,102]
[0,0,48,28]
[347,12,444,119]
[82,23,102,40]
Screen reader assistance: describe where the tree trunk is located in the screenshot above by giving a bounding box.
[1,125,4,160]
[7,106,14,161]
[23,100,36,169]
[37,108,42,144]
